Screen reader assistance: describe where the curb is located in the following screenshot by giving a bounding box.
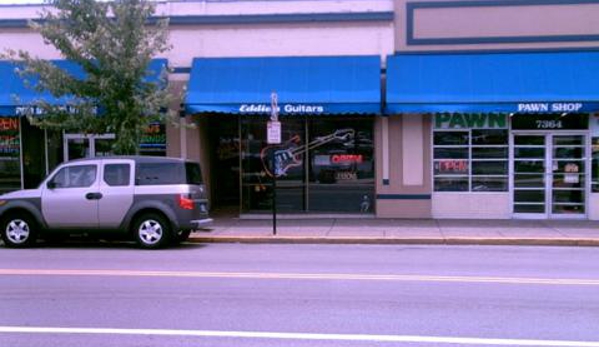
[188,236,599,247]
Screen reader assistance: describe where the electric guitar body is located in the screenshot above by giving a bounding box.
[260,135,303,177]
[260,129,355,177]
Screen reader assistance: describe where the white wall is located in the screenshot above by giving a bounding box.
[158,0,392,16]
[0,0,395,68]
[432,193,511,219]
[589,194,599,220]
[168,22,393,67]
[0,0,394,18]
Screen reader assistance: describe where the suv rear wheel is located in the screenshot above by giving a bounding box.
[1,213,37,248]
[133,213,171,249]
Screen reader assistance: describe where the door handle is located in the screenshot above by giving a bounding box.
[85,192,103,200]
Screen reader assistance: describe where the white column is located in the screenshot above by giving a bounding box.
[18,117,24,189]
[44,129,49,175]
[402,116,424,186]
[180,116,187,159]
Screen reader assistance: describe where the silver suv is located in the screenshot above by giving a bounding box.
[0,156,212,249]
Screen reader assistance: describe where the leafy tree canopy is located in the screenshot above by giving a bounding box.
[4,0,173,155]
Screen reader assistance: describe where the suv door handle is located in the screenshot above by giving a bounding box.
[85,192,103,200]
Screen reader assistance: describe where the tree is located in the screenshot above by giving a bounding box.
[4,0,173,155]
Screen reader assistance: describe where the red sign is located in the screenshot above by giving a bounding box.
[0,118,18,131]
[0,117,19,156]
[331,154,363,164]
[436,160,468,174]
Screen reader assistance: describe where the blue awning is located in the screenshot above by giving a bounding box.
[0,59,168,116]
[184,56,381,115]
[385,51,599,114]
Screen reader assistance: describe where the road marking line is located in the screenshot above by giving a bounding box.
[0,268,598,286]
[0,326,598,346]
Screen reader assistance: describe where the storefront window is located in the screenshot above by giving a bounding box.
[21,117,45,188]
[308,119,374,212]
[433,114,508,192]
[592,137,599,193]
[0,117,22,193]
[240,116,374,213]
[209,115,240,207]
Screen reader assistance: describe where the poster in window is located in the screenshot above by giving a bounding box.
[564,163,580,184]
[0,117,21,193]
[0,117,20,157]
[139,122,166,156]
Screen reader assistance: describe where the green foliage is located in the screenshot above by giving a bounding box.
[4,0,173,155]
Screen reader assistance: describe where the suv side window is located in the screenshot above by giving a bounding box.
[185,162,202,184]
[136,163,183,185]
[51,165,97,188]
[103,164,131,186]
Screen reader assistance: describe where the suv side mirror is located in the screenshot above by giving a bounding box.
[47,181,57,189]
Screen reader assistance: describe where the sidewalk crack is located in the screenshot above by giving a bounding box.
[541,220,568,237]
[327,219,336,236]
[215,218,240,235]
[496,228,506,237]
[435,219,445,240]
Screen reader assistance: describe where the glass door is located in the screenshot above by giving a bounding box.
[240,117,306,213]
[513,135,547,216]
[94,136,116,157]
[550,135,586,217]
[63,134,115,161]
[64,135,90,161]
[512,133,587,219]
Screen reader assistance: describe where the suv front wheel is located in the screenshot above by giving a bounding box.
[1,212,38,248]
[132,213,171,249]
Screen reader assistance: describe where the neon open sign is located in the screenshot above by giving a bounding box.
[331,154,363,164]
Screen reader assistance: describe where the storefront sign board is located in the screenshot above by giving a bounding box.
[517,103,583,113]
[435,114,507,129]
[241,104,325,115]
[511,114,588,130]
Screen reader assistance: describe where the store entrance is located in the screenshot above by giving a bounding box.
[512,133,588,219]
[208,116,241,212]
[63,133,115,161]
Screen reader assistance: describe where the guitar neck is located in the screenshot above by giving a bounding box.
[287,134,336,156]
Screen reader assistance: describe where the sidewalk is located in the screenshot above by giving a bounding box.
[190,214,599,247]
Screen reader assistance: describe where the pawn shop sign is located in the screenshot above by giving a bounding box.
[267,121,281,144]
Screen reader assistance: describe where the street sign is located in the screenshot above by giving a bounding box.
[267,120,281,144]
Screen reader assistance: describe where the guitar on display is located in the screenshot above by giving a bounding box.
[260,128,355,177]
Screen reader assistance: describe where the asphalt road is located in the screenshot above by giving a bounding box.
[0,242,598,347]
